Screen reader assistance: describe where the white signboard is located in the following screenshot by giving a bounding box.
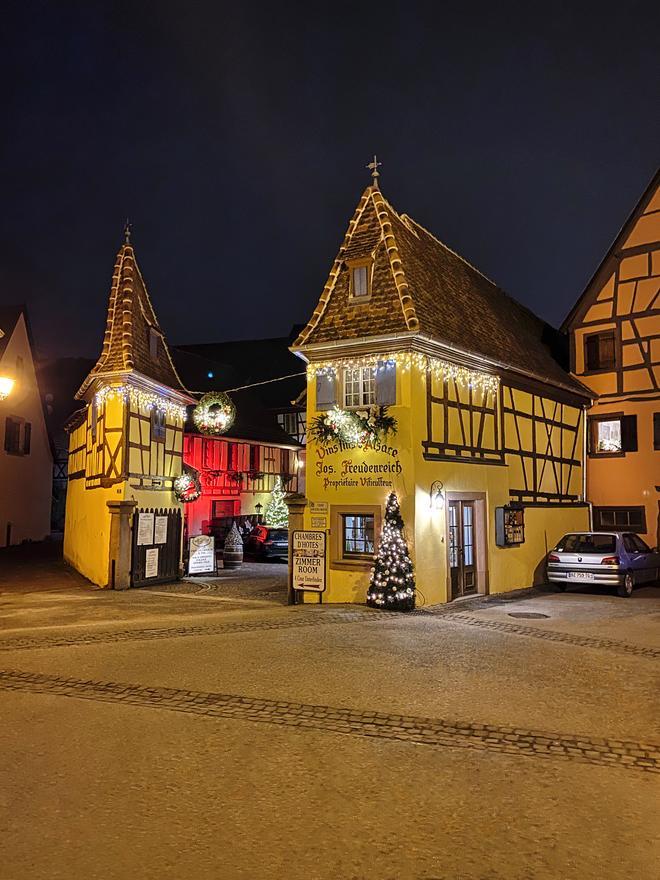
[188,535,216,575]
[154,515,168,545]
[145,548,159,579]
[137,511,155,546]
[292,530,326,593]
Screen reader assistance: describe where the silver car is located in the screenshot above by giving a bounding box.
[546,532,660,597]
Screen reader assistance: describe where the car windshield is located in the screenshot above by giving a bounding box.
[267,530,288,542]
[556,534,616,554]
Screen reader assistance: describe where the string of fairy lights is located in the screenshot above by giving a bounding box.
[94,384,187,421]
[308,351,500,395]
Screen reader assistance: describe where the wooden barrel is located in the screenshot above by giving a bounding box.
[223,522,243,570]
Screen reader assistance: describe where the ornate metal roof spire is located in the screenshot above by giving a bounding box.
[367,155,381,188]
[124,218,131,245]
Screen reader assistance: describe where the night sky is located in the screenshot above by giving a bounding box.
[1,1,658,362]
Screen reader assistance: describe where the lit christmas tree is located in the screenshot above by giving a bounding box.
[367,492,415,611]
[264,476,289,527]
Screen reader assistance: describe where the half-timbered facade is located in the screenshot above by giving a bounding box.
[293,177,592,604]
[64,235,194,587]
[563,170,660,546]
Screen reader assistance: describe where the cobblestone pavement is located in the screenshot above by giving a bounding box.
[1,669,657,774]
[1,548,659,879]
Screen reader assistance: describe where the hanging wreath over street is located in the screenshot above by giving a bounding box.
[173,466,202,503]
[192,391,236,435]
[309,405,397,447]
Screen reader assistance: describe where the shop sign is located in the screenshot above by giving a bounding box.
[314,441,402,492]
[292,530,326,592]
[188,535,216,575]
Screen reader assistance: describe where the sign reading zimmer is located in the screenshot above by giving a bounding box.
[292,530,326,593]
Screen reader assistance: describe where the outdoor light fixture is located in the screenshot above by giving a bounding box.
[430,480,445,510]
[255,502,263,515]
[0,376,15,400]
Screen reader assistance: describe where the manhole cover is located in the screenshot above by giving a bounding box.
[507,612,550,620]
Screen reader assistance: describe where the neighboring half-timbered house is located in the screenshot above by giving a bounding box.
[64,233,194,587]
[293,175,592,604]
[563,170,660,546]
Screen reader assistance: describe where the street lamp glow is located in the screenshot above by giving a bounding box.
[0,376,14,400]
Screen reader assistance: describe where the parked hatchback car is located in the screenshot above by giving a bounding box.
[546,532,660,597]
[246,525,289,561]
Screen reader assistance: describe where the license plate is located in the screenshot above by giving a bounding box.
[568,571,594,581]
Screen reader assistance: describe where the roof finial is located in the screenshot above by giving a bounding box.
[367,155,381,188]
[124,218,131,245]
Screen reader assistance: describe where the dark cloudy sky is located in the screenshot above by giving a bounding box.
[1,1,658,360]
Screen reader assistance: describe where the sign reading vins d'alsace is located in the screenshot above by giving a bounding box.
[292,530,326,593]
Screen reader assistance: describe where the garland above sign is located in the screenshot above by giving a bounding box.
[308,352,500,395]
[192,391,236,435]
[310,405,397,447]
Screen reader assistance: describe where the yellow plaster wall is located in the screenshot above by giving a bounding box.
[303,360,588,606]
[63,475,122,586]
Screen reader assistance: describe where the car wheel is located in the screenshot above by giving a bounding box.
[617,572,634,598]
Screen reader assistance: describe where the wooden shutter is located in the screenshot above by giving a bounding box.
[23,422,31,455]
[316,371,336,411]
[621,415,638,452]
[375,361,396,406]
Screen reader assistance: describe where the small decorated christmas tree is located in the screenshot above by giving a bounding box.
[264,476,289,527]
[367,492,415,611]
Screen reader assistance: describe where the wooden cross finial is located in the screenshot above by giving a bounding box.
[367,155,381,188]
[124,218,131,244]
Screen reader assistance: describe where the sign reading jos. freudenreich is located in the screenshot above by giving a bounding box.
[292,530,326,592]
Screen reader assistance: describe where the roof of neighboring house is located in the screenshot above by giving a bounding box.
[174,325,306,409]
[293,185,589,399]
[0,305,25,360]
[77,242,190,399]
[561,167,660,332]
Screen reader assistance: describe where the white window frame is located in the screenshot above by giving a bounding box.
[343,366,376,408]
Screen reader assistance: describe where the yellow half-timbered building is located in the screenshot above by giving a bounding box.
[64,233,194,587]
[563,169,660,547]
[293,175,593,605]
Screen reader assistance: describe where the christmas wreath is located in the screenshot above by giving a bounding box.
[173,466,202,503]
[309,405,397,447]
[192,391,236,435]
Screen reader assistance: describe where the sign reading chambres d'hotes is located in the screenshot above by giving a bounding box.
[292,530,326,592]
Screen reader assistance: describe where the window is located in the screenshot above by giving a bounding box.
[227,442,239,471]
[593,506,646,534]
[556,533,617,554]
[589,414,637,455]
[23,422,31,455]
[350,265,370,299]
[584,332,615,372]
[342,514,375,558]
[344,367,376,408]
[151,409,166,443]
[654,413,660,450]
[4,417,22,455]
[249,445,260,472]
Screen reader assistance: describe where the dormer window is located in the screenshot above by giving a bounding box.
[349,262,372,301]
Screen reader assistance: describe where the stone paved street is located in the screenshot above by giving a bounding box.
[1,548,659,879]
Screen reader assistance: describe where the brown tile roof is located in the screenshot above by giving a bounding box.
[77,243,189,399]
[294,186,589,397]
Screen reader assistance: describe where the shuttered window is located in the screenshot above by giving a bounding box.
[584,332,615,372]
[316,371,336,411]
[4,417,21,454]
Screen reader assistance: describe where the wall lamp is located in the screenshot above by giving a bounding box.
[430,480,445,511]
[0,376,15,401]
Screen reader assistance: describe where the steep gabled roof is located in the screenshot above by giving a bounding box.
[294,185,588,398]
[561,168,660,332]
[77,242,189,399]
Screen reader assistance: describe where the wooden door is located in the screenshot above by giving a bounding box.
[448,500,477,599]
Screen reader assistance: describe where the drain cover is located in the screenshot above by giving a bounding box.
[507,612,549,619]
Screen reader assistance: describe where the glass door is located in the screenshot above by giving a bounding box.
[448,500,477,599]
